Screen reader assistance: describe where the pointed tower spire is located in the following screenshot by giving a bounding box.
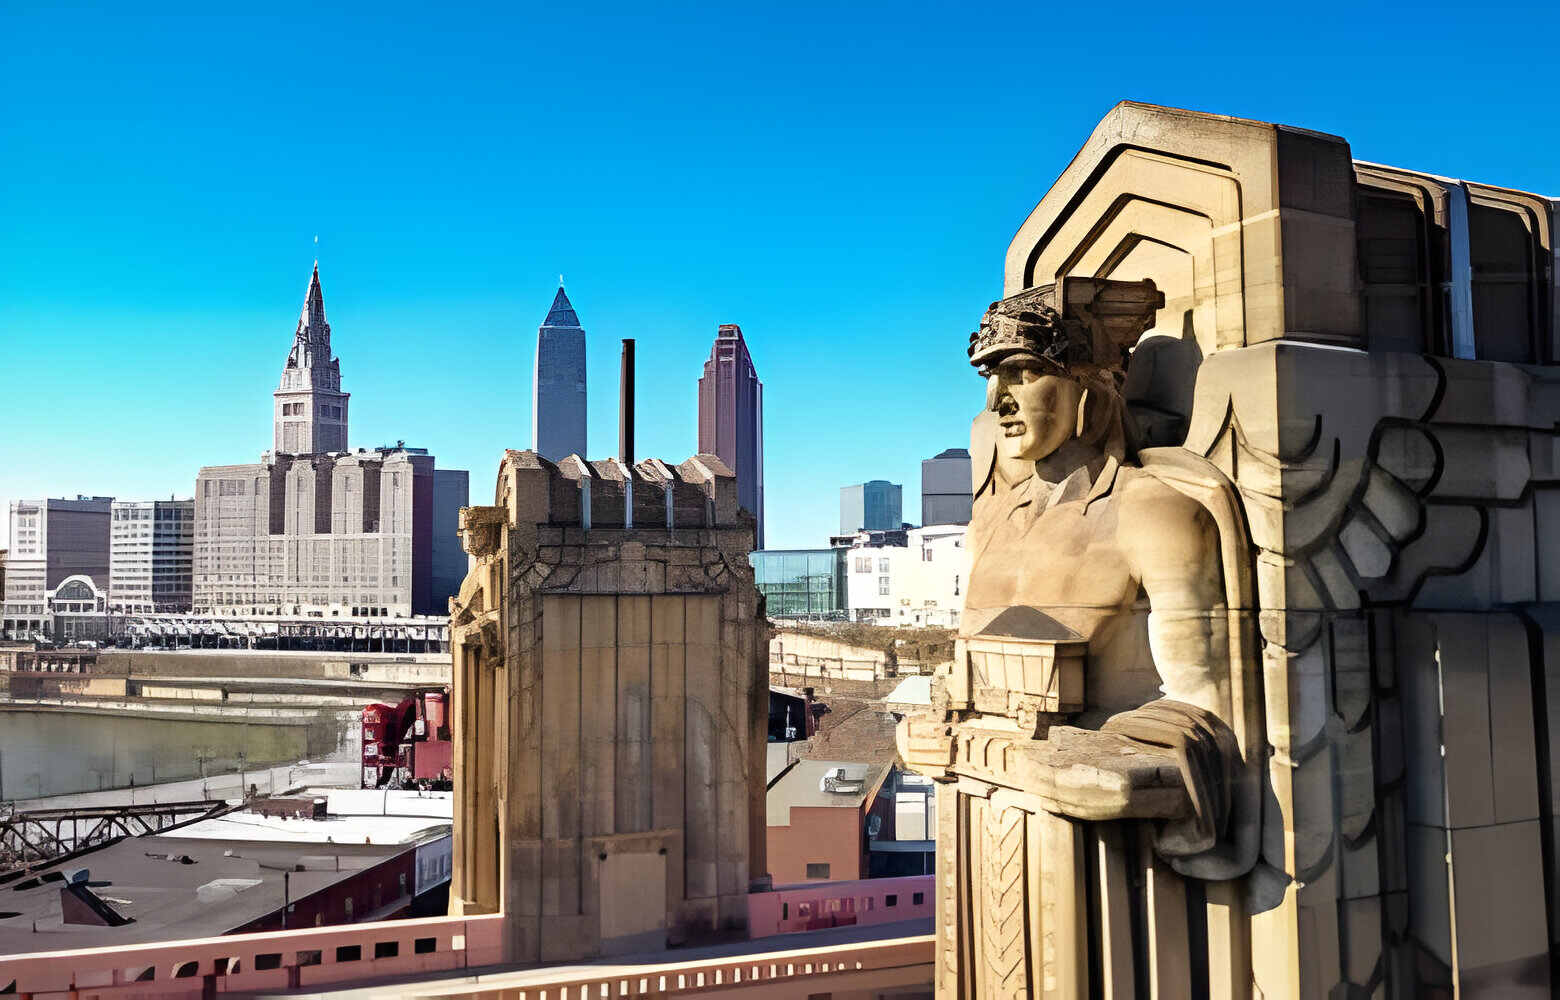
[543,286,580,329]
[275,261,349,454]
[300,262,328,346]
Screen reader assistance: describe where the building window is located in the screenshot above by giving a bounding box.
[854,556,872,574]
[878,577,889,596]
[805,862,831,879]
[913,891,925,905]
[885,894,898,907]
[877,558,889,574]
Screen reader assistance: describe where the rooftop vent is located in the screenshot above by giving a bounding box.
[821,767,864,794]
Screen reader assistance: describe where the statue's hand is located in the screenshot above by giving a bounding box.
[1101,700,1240,856]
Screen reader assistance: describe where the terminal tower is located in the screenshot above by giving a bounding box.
[273,263,349,454]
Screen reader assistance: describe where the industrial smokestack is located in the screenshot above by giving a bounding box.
[619,338,635,465]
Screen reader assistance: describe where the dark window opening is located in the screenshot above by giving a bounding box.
[335,945,362,963]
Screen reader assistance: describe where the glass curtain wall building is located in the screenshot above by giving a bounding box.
[750,549,847,619]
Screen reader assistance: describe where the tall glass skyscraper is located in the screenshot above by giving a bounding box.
[840,480,903,534]
[533,287,587,462]
[697,323,764,548]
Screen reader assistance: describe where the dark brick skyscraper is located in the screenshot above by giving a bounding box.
[697,324,764,548]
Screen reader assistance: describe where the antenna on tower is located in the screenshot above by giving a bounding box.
[559,273,565,288]
[314,235,319,267]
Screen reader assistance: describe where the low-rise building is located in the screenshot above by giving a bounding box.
[0,789,452,955]
[766,759,890,885]
[844,524,969,627]
[750,547,848,619]
[869,769,937,877]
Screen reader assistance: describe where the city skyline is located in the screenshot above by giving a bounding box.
[5,6,1557,552]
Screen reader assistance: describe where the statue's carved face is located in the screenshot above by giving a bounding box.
[987,362,1082,461]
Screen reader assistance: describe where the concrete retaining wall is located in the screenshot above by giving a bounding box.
[769,631,941,681]
[99,649,451,685]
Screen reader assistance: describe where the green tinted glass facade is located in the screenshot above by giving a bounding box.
[749,548,847,618]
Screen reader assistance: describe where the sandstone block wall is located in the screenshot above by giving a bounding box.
[448,450,767,963]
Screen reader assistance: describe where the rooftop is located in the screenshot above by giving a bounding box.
[0,833,410,954]
[766,759,889,826]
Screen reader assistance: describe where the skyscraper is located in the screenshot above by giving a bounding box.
[697,323,764,547]
[921,448,973,525]
[274,263,348,454]
[533,286,587,462]
[192,263,467,618]
[840,481,902,535]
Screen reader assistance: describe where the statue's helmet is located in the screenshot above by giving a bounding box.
[968,279,1165,377]
[968,289,1083,375]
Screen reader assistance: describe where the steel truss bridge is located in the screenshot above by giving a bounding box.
[0,799,231,876]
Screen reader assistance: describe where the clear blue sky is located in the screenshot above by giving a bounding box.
[2,2,1556,549]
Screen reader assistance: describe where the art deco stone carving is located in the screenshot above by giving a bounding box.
[901,101,1560,999]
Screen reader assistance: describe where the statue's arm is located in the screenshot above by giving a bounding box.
[1122,484,1228,717]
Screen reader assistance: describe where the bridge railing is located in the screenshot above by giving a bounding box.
[0,877,938,998]
[0,912,504,998]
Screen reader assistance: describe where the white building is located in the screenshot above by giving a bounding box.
[110,499,194,614]
[844,524,969,628]
[2,497,112,639]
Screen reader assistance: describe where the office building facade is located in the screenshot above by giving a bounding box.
[844,524,969,628]
[697,323,765,547]
[194,447,436,617]
[431,469,470,608]
[532,286,587,462]
[2,496,113,638]
[109,499,194,614]
[920,448,973,526]
[839,480,902,535]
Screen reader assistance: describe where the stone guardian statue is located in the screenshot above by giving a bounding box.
[898,277,1264,997]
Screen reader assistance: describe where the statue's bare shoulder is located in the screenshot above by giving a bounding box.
[1111,469,1222,607]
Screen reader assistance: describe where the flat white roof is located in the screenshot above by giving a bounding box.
[174,811,449,845]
